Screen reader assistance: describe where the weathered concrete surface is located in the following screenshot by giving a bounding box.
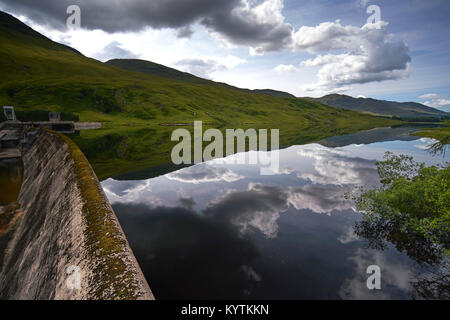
[0,148,20,159]
[74,122,102,130]
[0,131,154,300]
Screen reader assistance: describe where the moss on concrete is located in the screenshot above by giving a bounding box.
[48,130,150,299]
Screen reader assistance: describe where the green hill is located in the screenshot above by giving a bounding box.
[305,94,449,121]
[0,10,406,179]
[105,58,213,85]
[0,10,398,130]
[106,59,296,98]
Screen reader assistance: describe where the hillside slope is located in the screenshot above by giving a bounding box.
[0,10,397,133]
[106,58,296,98]
[305,94,449,120]
[106,59,213,85]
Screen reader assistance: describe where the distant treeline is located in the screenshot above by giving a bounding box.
[0,110,79,122]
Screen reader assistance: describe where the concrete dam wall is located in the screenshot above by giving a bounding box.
[0,131,154,300]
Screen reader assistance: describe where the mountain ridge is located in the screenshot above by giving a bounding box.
[105,58,296,99]
[305,94,449,120]
[0,9,398,136]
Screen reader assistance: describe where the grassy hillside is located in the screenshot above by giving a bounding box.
[106,59,213,85]
[106,59,297,99]
[306,94,449,120]
[0,11,404,179]
[0,11,398,129]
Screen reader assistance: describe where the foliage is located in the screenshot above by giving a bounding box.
[350,152,450,264]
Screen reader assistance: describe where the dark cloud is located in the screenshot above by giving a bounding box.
[93,41,140,62]
[202,9,293,53]
[178,196,196,210]
[176,26,194,39]
[204,184,289,238]
[0,0,239,31]
[0,0,292,53]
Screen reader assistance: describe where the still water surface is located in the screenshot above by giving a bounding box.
[100,127,449,299]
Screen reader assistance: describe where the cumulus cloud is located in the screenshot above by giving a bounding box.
[1,0,412,92]
[175,56,245,79]
[202,0,293,54]
[166,163,244,184]
[287,184,354,215]
[205,184,289,238]
[274,64,298,73]
[419,93,450,110]
[205,181,356,238]
[296,146,378,186]
[424,99,450,108]
[296,21,411,93]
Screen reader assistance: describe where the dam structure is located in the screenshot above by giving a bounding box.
[0,129,154,300]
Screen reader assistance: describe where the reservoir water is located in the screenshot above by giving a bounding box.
[0,158,23,269]
[100,126,449,299]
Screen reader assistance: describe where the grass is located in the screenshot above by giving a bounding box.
[0,11,403,179]
[413,120,450,142]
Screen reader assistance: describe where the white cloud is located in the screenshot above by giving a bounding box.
[295,20,411,93]
[296,146,378,186]
[419,93,450,110]
[287,185,354,215]
[202,0,293,54]
[423,99,450,109]
[274,64,298,73]
[419,93,439,99]
[167,163,244,184]
[175,55,245,79]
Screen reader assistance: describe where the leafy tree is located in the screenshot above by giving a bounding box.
[349,152,450,264]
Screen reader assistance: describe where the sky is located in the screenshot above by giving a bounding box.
[1,0,449,109]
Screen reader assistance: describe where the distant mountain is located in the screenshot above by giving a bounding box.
[106,58,296,99]
[318,125,431,147]
[0,10,398,135]
[305,94,449,120]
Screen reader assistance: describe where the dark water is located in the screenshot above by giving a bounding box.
[0,158,23,269]
[101,127,449,299]
[0,159,23,206]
